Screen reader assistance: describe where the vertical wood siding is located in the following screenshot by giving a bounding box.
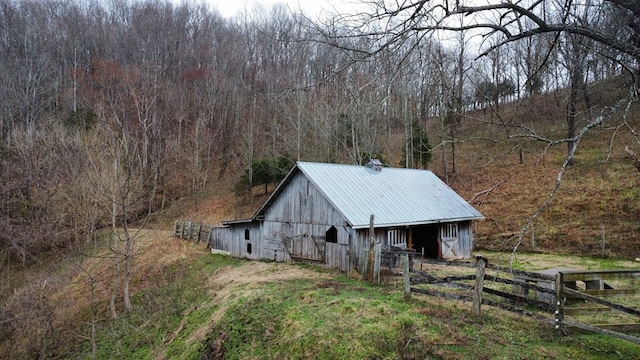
[210,222,262,260]
[260,172,351,270]
[457,221,473,258]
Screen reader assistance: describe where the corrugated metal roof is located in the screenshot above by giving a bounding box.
[295,162,483,229]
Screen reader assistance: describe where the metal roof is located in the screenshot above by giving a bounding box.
[257,162,483,229]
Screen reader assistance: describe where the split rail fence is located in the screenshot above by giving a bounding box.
[396,256,640,344]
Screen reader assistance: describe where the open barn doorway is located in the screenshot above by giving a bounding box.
[412,224,439,259]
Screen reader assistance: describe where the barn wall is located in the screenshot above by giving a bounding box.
[456,221,473,258]
[214,219,475,265]
[261,220,351,271]
[353,228,387,270]
[259,172,352,270]
[262,172,348,226]
[242,222,263,260]
[210,226,231,253]
[210,222,262,260]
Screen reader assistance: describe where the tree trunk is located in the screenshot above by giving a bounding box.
[109,244,119,319]
[123,227,132,311]
[567,71,578,165]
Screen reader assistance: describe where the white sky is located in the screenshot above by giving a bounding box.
[203,0,359,19]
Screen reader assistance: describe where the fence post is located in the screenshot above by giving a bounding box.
[402,254,410,300]
[208,229,214,248]
[472,256,487,316]
[190,221,196,240]
[373,243,382,285]
[555,272,565,334]
[601,224,606,257]
[531,222,536,251]
[195,223,202,243]
[174,221,179,238]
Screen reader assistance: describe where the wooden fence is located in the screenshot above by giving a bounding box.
[556,269,640,344]
[174,220,210,244]
[360,244,415,285]
[401,256,640,344]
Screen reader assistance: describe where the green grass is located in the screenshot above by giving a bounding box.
[59,253,640,360]
[480,250,640,271]
[198,267,640,359]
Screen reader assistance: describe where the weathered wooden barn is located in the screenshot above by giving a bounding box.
[209,161,483,272]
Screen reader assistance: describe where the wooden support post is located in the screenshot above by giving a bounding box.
[373,243,382,285]
[187,221,191,240]
[530,222,536,251]
[208,228,214,248]
[555,272,565,335]
[402,254,410,300]
[360,250,368,281]
[472,256,487,316]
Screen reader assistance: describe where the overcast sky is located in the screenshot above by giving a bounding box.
[203,0,359,19]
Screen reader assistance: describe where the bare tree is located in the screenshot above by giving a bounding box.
[337,0,640,253]
[79,58,156,315]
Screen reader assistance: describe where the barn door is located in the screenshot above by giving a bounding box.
[284,234,325,262]
[440,224,459,259]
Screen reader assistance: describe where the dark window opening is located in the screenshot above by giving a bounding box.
[244,229,250,240]
[247,243,252,254]
[326,226,338,243]
[411,225,439,259]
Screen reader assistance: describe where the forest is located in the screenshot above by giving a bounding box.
[1,0,639,266]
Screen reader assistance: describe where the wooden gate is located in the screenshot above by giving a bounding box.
[283,234,325,263]
[556,269,640,344]
[440,224,459,259]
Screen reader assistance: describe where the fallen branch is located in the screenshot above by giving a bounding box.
[469,177,509,205]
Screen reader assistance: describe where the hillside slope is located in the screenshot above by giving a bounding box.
[445,125,640,259]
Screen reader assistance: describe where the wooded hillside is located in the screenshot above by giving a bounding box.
[1,0,639,265]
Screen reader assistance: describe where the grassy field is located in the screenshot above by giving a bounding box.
[10,230,631,360]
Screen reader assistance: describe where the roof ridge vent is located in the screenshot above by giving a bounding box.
[365,159,383,171]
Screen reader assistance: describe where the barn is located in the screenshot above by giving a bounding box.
[209,161,483,272]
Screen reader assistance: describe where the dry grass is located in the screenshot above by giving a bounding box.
[432,122,640,259]
[44,230,209,355]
